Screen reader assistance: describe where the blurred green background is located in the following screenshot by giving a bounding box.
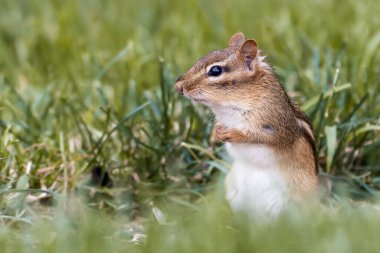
[0,0,380,252]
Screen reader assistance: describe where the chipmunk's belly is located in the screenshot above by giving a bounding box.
[225,143,289,217]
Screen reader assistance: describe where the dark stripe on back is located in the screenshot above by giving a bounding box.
[298,118,318,174]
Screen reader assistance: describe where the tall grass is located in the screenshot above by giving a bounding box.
[0,0,379,251]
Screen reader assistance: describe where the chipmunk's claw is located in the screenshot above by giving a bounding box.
[215,125,233,142]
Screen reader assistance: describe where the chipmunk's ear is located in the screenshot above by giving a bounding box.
[239,39,258,70]
[228,32,245,49]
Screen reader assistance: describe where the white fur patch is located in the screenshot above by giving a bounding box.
[212,105,247,130]
[211,104,288,217]
[257,52,271,71]
[225,143,289,217]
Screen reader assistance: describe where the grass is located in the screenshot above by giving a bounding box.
[0,0,380,251]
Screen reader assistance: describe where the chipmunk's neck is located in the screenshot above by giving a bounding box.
[212,105,248,131]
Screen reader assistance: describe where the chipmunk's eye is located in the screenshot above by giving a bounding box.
[208,65,223,77]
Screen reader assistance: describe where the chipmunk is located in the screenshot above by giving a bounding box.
[175,33,318,217]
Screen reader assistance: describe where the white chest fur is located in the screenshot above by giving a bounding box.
[211,105,289,217]
[224,143,289,217]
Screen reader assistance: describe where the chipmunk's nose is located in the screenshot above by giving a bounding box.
[175,75,184,95]
[175,82,184,95]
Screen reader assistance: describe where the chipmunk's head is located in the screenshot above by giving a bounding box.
[175,33,271,110]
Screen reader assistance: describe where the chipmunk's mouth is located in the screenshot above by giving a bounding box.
[191,97,208,103]
[186,92,209,104]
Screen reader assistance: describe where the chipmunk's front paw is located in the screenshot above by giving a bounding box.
[215,125,233,142]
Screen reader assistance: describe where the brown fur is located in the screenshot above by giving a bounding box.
[175,33,318,196]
